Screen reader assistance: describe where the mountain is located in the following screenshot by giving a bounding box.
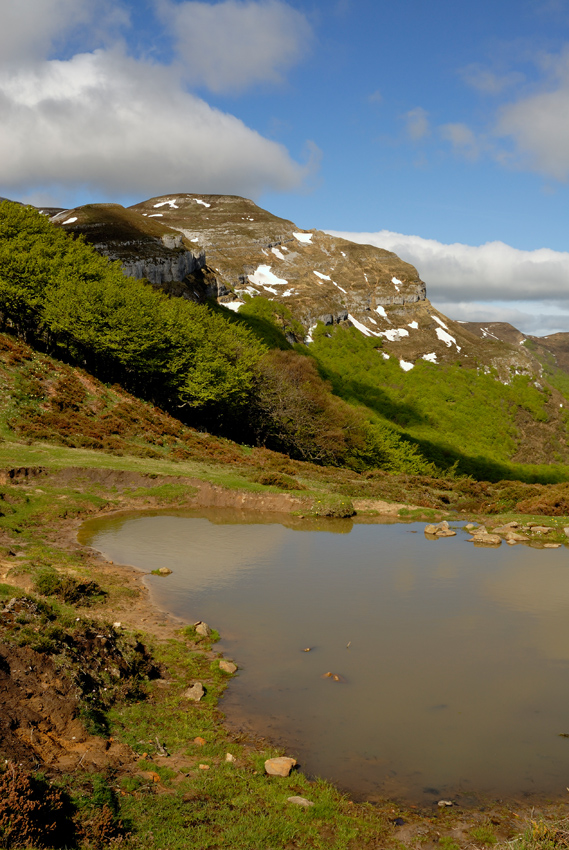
[0,190,562,477]
[51,192,567,387]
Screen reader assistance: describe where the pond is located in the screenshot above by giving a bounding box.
[79,508,569,803]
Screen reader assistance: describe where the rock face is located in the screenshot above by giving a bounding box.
[49,192,569,390]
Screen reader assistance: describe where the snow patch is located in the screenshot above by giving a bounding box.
[435,327,462,351]
[431,314,449,331]
[422,352,437,363]
[281,289,295,297]
[399,360,414,371]
[194,199,211,208]
[248,265,288,288]
[305,323,318,343]
[408,321,419,329]
[392,276,402,290]
[348,314,382,338]
[153,199,179,209]
[271,247,285,260]
[62,217,77,224]
[368,316,377,325]
[382,352,390,359]
[294,231,313,244]
[148,213,163,217]
[375,305,387,318]
[333,281,347,293]
[380,328,410,342]
[224,301,244,312]
[313,271,331,280]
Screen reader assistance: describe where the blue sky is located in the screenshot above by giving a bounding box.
[1,0,568,333]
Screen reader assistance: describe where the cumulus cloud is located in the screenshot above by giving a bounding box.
[326,229,569,334]
[0,48,307,199]
[0,0,311,202]
[157,0,312,94]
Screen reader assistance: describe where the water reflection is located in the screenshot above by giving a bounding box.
[80,509,569,802]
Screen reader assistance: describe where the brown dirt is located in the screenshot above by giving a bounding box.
[0,630,135,774]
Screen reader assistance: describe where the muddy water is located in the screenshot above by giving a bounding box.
[80,509,569,803]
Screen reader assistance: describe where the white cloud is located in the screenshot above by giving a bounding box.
[326,229,569,335]
[460,63,524,95]
[497,82,569,181]
[0,0,312,202]
[157,0,312,94]
[404,107,430,141]
[0,0,128,66]
[0,47,306,200]
[440,123,480,161]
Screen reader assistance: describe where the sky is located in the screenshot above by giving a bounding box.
[1,0,568,335]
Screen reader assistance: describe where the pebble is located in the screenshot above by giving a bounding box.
[198,764,210,770]
[438,800,453,807]
[287,796,314,807]
[183,682,205,702]
[219,659,237,674]
[225,753,236,762]
[265,757,297,777]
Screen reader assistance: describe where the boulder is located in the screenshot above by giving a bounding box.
[219,659,238,674]
[530,526,552,534]
[564,527,569,538]
[544,543,561,549]
[505,532,529,542]
[265,757,297,777]
[424,524,438,535]
[183,682,205,702]
[195,621,211,637]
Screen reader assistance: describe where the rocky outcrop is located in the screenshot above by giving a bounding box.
[119,249,203,286]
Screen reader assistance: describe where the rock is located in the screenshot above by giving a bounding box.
[436,529,456,537]
[564,527,569,538]
[505,532,529,542]
[113,621,122,629]
[465,523,477,530]
[183,682,205,702]
[195,621,211,637]
[155,567,172,576]
[437,800,453,807]
[287,796,314,807]
[193,737,206,746]
[472,534,501,546]
[225,753,236,762]
[265,757,297,777]
[219,659,238,674]
[198,764,210,770]
[530,526,552,534]
[424,524,438,535]
[544,543,561,549]
[425,521,455,537]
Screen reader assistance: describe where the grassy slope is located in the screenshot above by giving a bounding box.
[309,325,569,481]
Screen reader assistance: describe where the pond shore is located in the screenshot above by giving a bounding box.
[2,462,569,849]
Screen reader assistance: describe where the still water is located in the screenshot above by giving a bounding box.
[80,508,569,803]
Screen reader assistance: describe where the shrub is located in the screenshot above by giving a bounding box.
[34,568,107,605]
[0,764,76,848]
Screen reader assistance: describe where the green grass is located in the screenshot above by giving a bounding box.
[310,325,569,482]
